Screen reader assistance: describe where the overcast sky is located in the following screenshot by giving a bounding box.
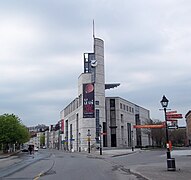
[0,0,190,127]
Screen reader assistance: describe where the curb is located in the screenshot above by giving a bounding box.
[0,151,21,159]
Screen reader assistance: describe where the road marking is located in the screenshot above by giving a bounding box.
[33,172,43,180]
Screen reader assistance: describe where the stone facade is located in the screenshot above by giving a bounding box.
[185,110,191,145]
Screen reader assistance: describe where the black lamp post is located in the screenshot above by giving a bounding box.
[160,95,176,171]
[160,95,171,159]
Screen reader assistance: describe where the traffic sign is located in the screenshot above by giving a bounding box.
[167,114,183,119]
[168,125,178,129]
[133,124,165,129]
[166,111,177,115]
[167,119,178,122]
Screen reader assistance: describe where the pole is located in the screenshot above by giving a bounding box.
[87,129,91,153]
[99,125,102,155]
[131,130,134,151]
[164,107,171,159]
[79,133,81,152]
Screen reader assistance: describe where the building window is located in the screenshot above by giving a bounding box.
[79,95,81,106]
[110,99,115,107]
[123,104,126,110]
[121,126,124,143]
[126,106,128,111]
[96,101,99,105]
[120,103,122,109]
[121,114,124,123]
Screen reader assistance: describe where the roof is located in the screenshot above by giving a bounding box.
[185,110,191,118]
[105,83,120,90]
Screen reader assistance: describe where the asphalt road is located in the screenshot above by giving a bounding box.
[1,149,144,180]
[0,150,51,179]
[1,148,191,180]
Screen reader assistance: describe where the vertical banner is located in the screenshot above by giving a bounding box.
[83,83,95,118]
[61,119,64,134]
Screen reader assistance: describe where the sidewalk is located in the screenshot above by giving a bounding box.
[91,148,191,180]
[92,148,139,157]
[133,149,191,180]
[0,150,20,159]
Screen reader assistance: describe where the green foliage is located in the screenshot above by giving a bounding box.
[0,114,30,145]
[40,134,45,146]
[143,119,165,147]
[169,128,186,146]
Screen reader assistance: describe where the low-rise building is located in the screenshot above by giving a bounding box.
[185,110,191,145]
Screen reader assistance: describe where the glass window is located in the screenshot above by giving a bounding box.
[96,101,99,105]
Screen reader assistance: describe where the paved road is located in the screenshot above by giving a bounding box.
[0,150,51,179]
[4,149,141,180]
[1,148,191,180]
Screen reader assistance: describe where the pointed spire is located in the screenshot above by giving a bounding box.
[93,19,95,38]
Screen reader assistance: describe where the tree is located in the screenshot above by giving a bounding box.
[0,114,30,152]
[169,128,186,146]
[40,134,45,147]
[143,119,165,147]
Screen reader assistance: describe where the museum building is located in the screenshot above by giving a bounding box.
[60,36,151,151]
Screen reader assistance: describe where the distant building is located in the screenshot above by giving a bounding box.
[27,124,48,148]
[28,124,49,133]
[185,110,191,145]
[60,36,151,151]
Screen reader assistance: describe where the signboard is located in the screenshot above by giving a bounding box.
[168,125,178,129]
[83,83,95,118]
[61,119,64,133]
[133,124,165,129]
[166,111,177,115]
[167,114,183,119]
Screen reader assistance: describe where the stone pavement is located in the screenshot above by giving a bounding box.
[91,148,191,180]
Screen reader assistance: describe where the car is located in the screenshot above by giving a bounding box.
[34,147,38,151]
[21,148,28,152]
[42,146,46,149]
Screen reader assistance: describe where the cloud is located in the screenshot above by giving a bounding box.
[0,0,190,126]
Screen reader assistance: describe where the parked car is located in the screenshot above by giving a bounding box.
[21,145,29,152]
[34,147,38,151]
[21,148,28,152]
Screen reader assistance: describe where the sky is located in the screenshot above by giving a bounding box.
[0,0,190,127]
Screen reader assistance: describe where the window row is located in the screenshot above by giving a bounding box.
[64,94,82,116]
[120,103,134,113]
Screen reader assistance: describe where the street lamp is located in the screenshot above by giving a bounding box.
[160,95,171,159]
[160,95,176,171]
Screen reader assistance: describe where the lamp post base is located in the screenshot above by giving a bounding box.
[167,158,176,171]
